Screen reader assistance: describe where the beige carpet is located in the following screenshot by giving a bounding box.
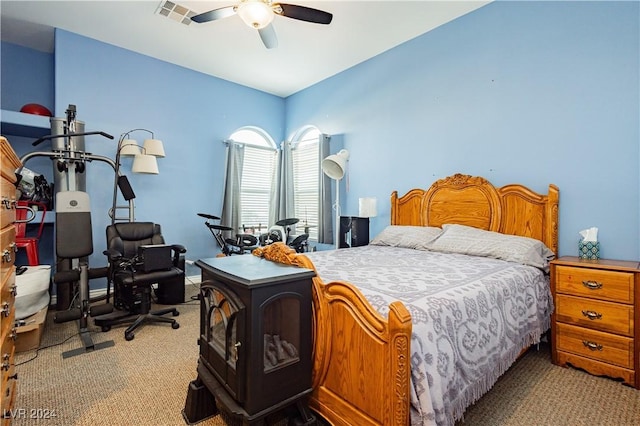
[13,283,225,426]
[457,342,640,426]
[12,283,640,426]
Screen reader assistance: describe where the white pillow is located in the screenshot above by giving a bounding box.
[370,225,442,250]
[426,224,555,271]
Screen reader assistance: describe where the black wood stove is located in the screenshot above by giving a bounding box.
[183,255,317,425]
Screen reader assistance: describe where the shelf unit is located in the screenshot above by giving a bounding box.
[0,109,51,139]
[1,110,55,269]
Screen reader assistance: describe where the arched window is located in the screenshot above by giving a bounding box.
[230,128,275,148]
[227,127,277,233]
[221,126,331,250]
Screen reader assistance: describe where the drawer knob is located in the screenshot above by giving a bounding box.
[0,303,9,317]
[1,196,11,209]
[582,280,603,290]
[1,353,10,371]
[581,310,602,320]
[2,249,12,264]
[582,340,603,351]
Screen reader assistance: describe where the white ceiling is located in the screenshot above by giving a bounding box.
[0,1,490,97]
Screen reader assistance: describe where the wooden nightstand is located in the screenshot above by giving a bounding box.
[550,256,640,388]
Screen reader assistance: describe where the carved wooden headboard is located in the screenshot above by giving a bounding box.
[391,174,560,254]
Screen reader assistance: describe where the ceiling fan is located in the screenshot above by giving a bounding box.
[191,0,333,49]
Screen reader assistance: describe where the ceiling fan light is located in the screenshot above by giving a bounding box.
[237,0,274,29]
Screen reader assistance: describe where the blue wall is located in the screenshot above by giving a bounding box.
[2,30,285,279]
[2,0,639,285]
[286,1,640,261]
[52,30,286,276]
[0,41,54,112]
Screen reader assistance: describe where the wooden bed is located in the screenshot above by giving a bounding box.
[253,173,559,426]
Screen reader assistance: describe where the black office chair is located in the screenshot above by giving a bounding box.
[94,222,186,341]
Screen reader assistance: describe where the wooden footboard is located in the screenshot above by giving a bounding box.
[309,279,412,426]
[252,243,412,426]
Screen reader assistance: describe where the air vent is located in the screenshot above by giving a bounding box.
[156,1,196,26]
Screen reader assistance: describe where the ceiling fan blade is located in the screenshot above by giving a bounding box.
[276,3,333,25]
[191,6,236,24]
[258,24,278,49]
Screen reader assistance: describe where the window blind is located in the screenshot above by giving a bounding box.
[292,140,319,240]
[240,145,276,232]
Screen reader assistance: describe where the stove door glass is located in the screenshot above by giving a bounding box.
[263,295,301,373]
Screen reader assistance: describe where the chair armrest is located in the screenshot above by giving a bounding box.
[171,244,186,254]
[170,244,186,268]
[103,248,123,262]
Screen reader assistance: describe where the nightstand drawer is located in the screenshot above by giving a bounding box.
[556,294,634,336]
[555,265,634,303]
[556,323,634,369]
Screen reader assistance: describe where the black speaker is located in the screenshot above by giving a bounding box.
[339,217,369,248]
[117,175,136,201]
[156,276,185,305]
[350,217,369,247]
[339,216,352,248]
[117,283,152,314]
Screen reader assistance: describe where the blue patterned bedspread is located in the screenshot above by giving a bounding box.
[305,245,553,426]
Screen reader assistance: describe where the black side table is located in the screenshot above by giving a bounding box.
[339,216,369,248]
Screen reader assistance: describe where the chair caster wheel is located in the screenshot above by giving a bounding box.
[172,321,180,329]
[173,311,180,317]
[125,332,135,341]
[101,326,111,332]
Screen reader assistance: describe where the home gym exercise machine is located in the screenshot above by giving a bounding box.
[19,105,137,357]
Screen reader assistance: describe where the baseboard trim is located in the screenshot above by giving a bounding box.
[49,276,202,306]
[185,275,202,285]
